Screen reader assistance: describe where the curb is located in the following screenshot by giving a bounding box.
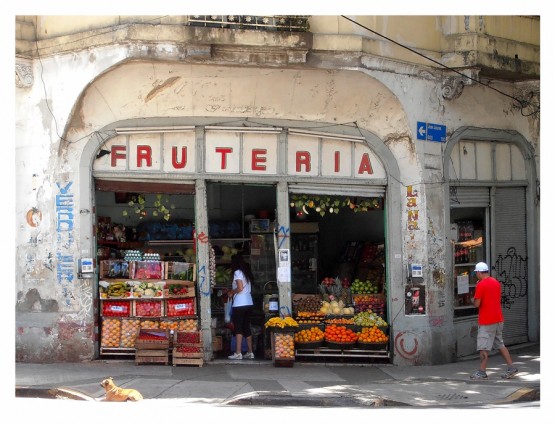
[498,387,540,404]
[224,393,409,407]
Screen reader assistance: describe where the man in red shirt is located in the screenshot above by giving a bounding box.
[470,262,518,380]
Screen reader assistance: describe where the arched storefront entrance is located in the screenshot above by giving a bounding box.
[70,61,411,363]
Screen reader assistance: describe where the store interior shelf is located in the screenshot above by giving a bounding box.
[146,240,195,246]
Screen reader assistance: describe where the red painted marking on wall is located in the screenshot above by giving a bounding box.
[394,331,419,360]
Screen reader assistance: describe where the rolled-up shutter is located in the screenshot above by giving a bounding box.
[288,183,385,197]
[492,187,528,345]
[449,186,490,207]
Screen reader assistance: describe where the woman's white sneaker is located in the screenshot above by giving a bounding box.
[228,352,242,359]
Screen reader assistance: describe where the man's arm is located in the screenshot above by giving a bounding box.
[473,297,481,308]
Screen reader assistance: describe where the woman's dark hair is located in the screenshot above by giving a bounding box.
[230,254,255,284]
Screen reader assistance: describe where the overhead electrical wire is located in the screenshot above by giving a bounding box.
[340,15,539,117]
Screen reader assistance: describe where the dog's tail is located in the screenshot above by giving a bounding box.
[128,392,143,401]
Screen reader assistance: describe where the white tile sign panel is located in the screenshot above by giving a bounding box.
[93,130,385,179]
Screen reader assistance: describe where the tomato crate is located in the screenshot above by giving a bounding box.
[135,328,170,349]
[133,299,164,317]
[131,261,164,280]
[165,281,196,298]
[101,299,132,317]
[165,262,196,282]
[166,298,196,317]
[172,343,203,358]
[174,330,202,344]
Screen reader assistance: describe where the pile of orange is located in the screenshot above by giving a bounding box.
[294,327,325,343]
[324,324,358,343]
[273,333,295,358]
[357,326,389,343]
[325,317,354,325]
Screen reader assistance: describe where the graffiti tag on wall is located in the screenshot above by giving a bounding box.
[406,185,419,232]
[494,247,528,309]
[56,182,75,307]
[394,331,420,362]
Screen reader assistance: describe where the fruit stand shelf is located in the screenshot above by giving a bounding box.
[295,346,390,359]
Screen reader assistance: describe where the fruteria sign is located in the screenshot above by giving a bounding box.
[93,130,386,180]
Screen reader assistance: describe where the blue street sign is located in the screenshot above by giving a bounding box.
[416,122,427,140]
[426,123,447,142]
[416,122,447,142]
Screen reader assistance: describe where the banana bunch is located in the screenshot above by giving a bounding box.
[264,316,299,329]
[107,282,130,298]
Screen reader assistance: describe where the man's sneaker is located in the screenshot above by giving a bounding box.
[501,367,518,379]
[243,352,255,359]
[228,352,242,360]
[470,370,488,380]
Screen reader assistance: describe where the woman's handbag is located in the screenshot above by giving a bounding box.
[224,298,233,323]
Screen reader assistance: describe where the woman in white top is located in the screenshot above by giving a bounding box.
[227,254,255,359]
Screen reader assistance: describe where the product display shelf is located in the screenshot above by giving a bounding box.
[295,345,390,359]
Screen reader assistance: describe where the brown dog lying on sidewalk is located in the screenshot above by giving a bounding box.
[100,377,143,401]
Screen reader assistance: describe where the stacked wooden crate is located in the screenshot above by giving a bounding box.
[172,328,204,367]
[135,328,170,365]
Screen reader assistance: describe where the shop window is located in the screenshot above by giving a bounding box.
[450,207,488,318]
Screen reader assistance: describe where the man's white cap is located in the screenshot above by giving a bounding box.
[474,262,489,272]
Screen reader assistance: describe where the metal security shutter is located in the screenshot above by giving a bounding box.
[288,183,385,197]
[449,186,490,207]
[492,187,528,345]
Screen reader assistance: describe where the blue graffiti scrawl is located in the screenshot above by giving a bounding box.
[56,182,75,307]
[494,247,528,310]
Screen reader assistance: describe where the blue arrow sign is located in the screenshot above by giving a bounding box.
[416,122,446,142]
[416,122,427,140]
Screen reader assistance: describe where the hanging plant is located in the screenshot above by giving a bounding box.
[122,194,175,221]
[290,194,381,217]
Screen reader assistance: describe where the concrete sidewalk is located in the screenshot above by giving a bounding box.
[15,343,540,408]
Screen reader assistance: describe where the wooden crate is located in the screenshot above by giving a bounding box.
[134,328,170,350]
[165,262,196,282]
[135,349,169,365]
[212,335,223,351]
[166,298,196,317]
[100,317,122,348]
[133,299,165,317]
[172,357,203,367]
[174,330,202,344]
[132,261,164,280]
[172,344,203,359]
[99,260,131,279]
[165,281,196,298]
[101,299,132,317]
[270,330,295,367]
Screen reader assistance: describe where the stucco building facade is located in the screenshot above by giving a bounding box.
[15,15,540,365]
